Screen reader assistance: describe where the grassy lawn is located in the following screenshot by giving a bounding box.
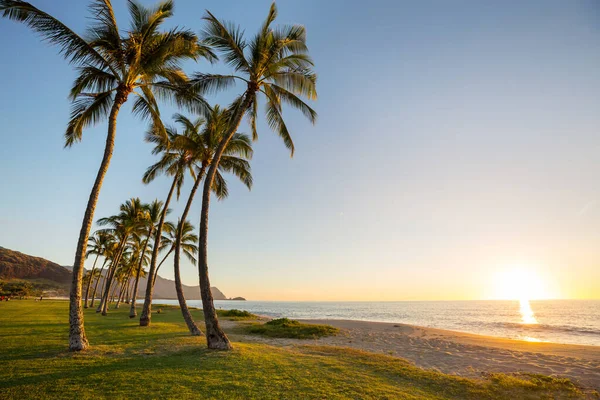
[0,300,591,399]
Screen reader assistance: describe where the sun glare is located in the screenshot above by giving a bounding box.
[492,265,550,301]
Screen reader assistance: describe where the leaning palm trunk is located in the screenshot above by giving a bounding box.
[100,236,128,314]
[140,177,177,326]
[198,95,252,349]
[115,271,131,309]
[153,249,173,287]
[90,259,108,307]
[69,93,127,350]
[83,252,100,308]
[98,236,127,313]
[174,166,206,335]
[129,229,153,318]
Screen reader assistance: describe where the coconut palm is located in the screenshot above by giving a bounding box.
[83,231,110,308]
[171,108,252,335]
[91,236,118,308]
[97,198,148,315]
[129,200,163,318]
[188,3,317,349]
[0,0,214,351]
[139,122,197,327]
[153,221,198,287]
[139,109,252,332]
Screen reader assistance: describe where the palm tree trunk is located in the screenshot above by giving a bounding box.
[124,278,131,304]
[97,264,114,313]
[129,228,153,318]
[69,92,127,351]
[115,276,129,309]
[109,279,120,305]
[83,253,100,308]
[153,249,173,287]
[140,177,177,326]
[198,93,253,350]
[174,166,206,336]
[90,259,108,307]
[98,236,127,314]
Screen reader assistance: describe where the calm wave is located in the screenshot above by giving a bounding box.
[149,299,600,346]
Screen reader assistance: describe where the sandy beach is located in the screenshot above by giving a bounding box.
[231,319,600,391]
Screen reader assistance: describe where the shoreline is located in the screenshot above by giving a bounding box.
[235,318,600,390]
[299,318,600,351]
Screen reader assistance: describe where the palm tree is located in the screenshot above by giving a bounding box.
[139,109,252,332]
[97,198,147,316]
[188,3,317,349]
[129,200,162,318]
[153,221,198,287]
[84,231,111,308]
[171,108,252,335]
[83,269,101,297]
[139,120,200,327]
[0,0,213,351]
[91,236,118,308]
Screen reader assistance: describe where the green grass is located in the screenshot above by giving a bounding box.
[216,308,258,320]
[0,300,594,399]
[243,317,340,339]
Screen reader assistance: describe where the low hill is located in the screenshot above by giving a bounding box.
[0,247,71,284]
[0,247,239,300]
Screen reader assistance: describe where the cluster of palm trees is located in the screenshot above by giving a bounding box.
[1,0,316,351]
[82,199,198,319]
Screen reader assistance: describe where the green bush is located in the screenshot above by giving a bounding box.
[244,318,339,339]
[217,309,258,319]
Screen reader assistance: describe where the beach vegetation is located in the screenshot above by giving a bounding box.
[244,318,340,339]
[217,309,258,320]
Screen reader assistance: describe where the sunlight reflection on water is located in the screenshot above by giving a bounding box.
[519,299,538,325]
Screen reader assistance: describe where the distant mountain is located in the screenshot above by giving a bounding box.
[0,246,239,300]
[136,275,227,300]
[0,247,71,284]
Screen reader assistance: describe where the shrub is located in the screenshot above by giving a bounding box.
[217,309,257,319]
[244,318,339,339]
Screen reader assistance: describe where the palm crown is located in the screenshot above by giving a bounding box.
[144,107,254,199]
[0,0,214,146]
[192,2,317,155]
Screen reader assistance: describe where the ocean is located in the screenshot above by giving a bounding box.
[151,299,600,346]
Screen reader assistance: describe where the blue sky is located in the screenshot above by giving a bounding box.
[1,0,599,300]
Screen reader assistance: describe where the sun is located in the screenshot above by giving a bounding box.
[491,265,550,301]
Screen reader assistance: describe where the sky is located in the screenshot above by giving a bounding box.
[0,0,599,301]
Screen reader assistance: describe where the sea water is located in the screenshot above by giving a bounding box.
[151,299,600,346]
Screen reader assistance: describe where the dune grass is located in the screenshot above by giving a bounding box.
[243,317,340,339]
[0,300,592,399]
[216,308,258,320]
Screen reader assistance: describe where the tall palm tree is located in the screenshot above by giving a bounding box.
[83,231,110,308]
[139,119,201,327]
[129,199,162,318]
[189,3,317,349]
[0,0,213,351]
[171,108,252,335]
[97,198,147,316]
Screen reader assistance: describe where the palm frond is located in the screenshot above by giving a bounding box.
[263,85,294,156]
[65,91,114,147]
[190,73,238,96]
[0,0,115,73]
[201,11,249,72]
[268,83,317,124]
